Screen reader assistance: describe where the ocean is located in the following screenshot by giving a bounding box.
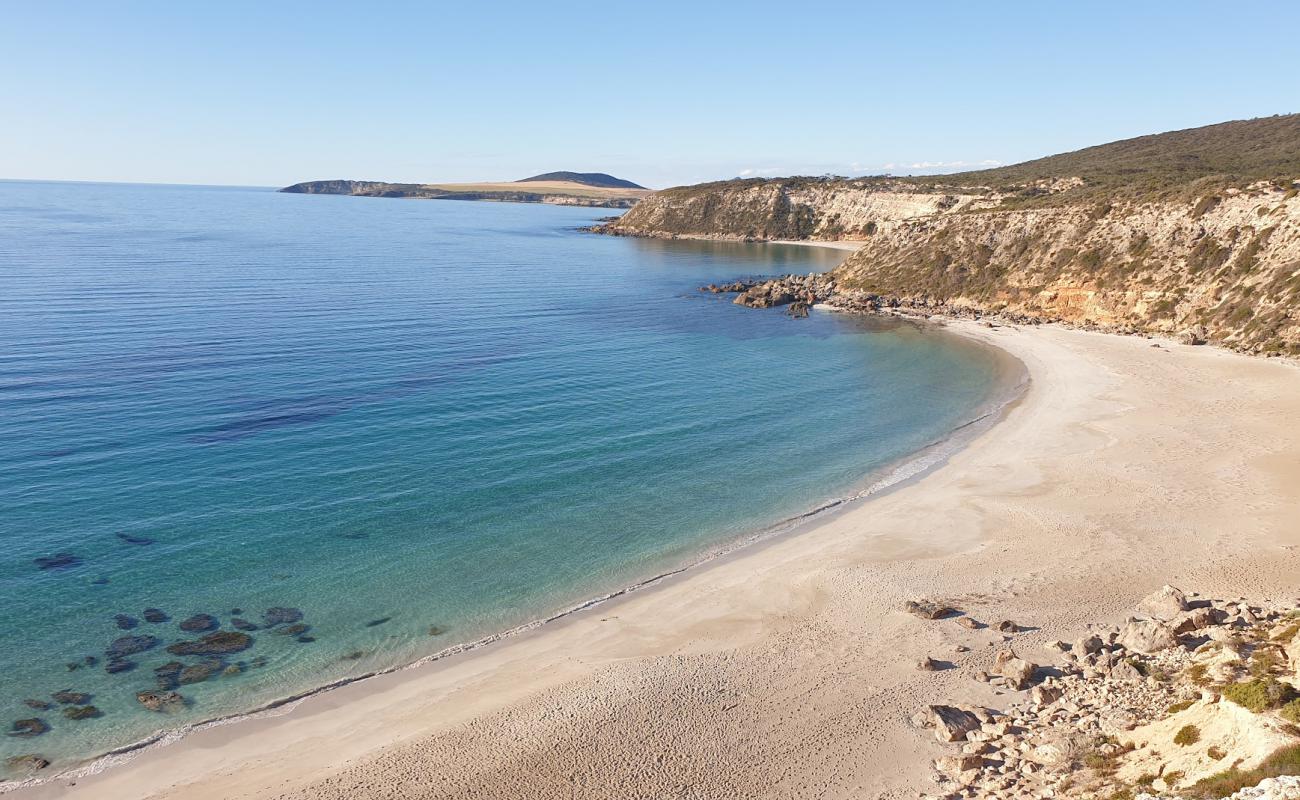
[0,181,1009,773]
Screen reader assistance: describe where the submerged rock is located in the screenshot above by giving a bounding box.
[135,690,185,713]
[7,718,49,737]
[263,607,303,626]
[297,636,316,643]
[106,634,159,658]
[364,617,391,628]
[166,631,253,656]
[51,690,91,705]
[34,552,81,571]
[22,699,51,711]
[142,608,169,624]
[105,658,136,674]
[114,613,139,630]
[153,661,184,690]
[179,614,219,633]
[61,705,102,720]
[275,623,310,637]
[427,625,446,636]
[230,618,259,631]
[5,754,50,775]
[115,532,154,546]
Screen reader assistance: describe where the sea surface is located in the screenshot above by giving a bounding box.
[0,181,1009,773]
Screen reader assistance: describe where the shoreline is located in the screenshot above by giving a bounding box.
[12,319,1300,798]
[2,317,1026,794]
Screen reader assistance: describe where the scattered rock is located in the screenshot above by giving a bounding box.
[135,690,186,713]
[904,599,957,620]
[957,617,981,630]
[1119,618,1179,654]
[51,690,90,705]
[1178,324,1210,345]
[142,608,169,624]
[179,614,219,633]
[918,656,942,671]
[34,552,81,571]
[61,705,102,720]
[935,753,984,776]
[5,754,49,775]
[993,649,1037,690]
[996,620,1019,633]
[1074,633,1104,655]
[7,718,49,737]
[1139,584,1189,620]
[926,705,983,742]
[166,631,253,656]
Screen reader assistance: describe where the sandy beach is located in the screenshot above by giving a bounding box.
[14,319,1300,800]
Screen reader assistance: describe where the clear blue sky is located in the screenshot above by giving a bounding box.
[2,1,1296,188]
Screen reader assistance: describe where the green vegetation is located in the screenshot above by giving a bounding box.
[1186,663,1212,687]
[1281,699,1300,723]
[1222,677,1297,712]
[1167,699,1195,714]
[1207,746,1227,761]
[1187,743,1300,798]
[1174,724,1201,746]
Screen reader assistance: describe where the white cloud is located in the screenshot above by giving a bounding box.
[738,167,785,177]
[874,159,1002,172]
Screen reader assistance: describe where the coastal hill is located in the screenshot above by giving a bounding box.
[280,173,650,208]
[517,171,646,190]
[603,114,1300,355]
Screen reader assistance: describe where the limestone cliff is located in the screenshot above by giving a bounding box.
[604,115,1300,354]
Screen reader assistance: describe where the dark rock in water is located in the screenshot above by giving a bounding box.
[179,614,219,633]
[296,635,316,643]
[364,617,391,628]
[427,625,446,636]
[179,661,220,685]
[51,690,91,705]
[230,618,259,631]
[35,552,81,571]
[105,658,136,674]
[786,301,811,318]
[249,656,269,668]
[342,650,366,660]
[222,664,242,677]
[135,690,185,713]
[263,607,303,626]
[153,661,184,690]
[166,631,253,656]
[107,634,159,658]
[7,718,49,737]
[65,661,82,672]
[22,699,52,711]
[5,754,50,774]
[114,614,139,630]
[116,532,154,546]
[83,655,98,668]
[275,623,309,637]
[230,608,242,615]
[142,608,169,624]
[62,705,102,720]
[91,576,110,585]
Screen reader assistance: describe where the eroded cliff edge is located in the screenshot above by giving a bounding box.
[603,115,1300,355]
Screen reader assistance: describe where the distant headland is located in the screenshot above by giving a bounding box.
[280,172,649,208]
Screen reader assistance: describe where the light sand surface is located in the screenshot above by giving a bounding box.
[15,321,1300,800]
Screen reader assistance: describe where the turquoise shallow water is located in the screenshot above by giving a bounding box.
[0,181,1006,772]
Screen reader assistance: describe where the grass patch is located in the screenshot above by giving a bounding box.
[1223,677,1297,712]
[1273,622,1300,642]
[1175,724,1201,746]
[1187,663,1212,686]
[1187,743,1300,798]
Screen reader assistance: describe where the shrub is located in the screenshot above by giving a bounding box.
[1273,622,1300,642]
[1223,678,1297,712]
[1167,699,1195,714]
[1281,699,1300,723]
[1186,663,1211,686]
[1187,743,1300,798]
[1207,746,1226,760]
[1174,724,1201,746]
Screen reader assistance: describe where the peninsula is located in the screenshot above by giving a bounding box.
[281,171,649,208]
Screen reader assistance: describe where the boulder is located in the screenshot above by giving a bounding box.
[166,631,253,656]
[1138,585,1189,620]
[935,753,984,775]
[1178,324,1210,345]
[993,649,1037,690]
[1073,634,1104,655]
[918,656,942,672]
[1119,619,1179,654]
[926,705,983,742]
[1109,659,1144,682]
[996,620,1019,633]
[956,616,980,630]
[1031,684,1063,705]
[903,599,957,620]
[135,690,186,713]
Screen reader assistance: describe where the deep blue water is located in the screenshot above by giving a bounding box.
[0,181,1005,771]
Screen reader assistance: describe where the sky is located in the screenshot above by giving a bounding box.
[2,1,1297,189]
